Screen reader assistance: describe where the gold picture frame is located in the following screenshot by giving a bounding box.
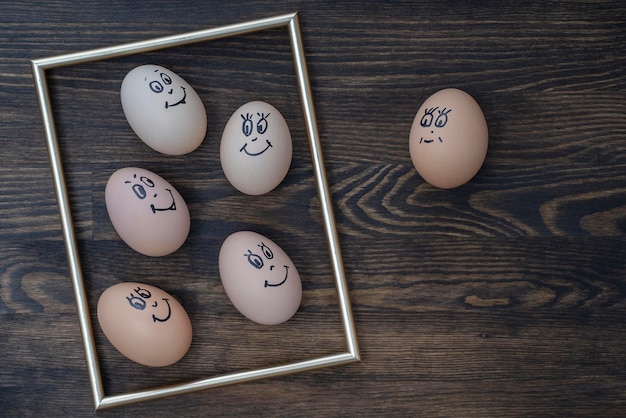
[31,12,359,411]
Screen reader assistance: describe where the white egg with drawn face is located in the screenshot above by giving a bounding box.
[220,101,292,195]
[218,231,302,325]
[105,167,190,257]
[120,64,207,155]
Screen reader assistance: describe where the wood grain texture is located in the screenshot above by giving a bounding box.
[1,1,626,416]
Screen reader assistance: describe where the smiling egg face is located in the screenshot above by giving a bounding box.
[220,101,292,195]
[121,64,207,155]
[218,231,302,325]
[97,282,192,367]
[105,167,190,257]
[409,88,488,189]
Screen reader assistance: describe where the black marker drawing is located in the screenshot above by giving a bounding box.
[150,189,176,214]
[245,249,264,269]
[265,265,288,288]
[151,298,172,323]
[241,113,254,136]
[125,174,176,214]
[125,175,155,200]
[258,242,273,259]
[145,69,186,109]
[243,242,288,288]
[419,106,452,144]
[125,286,152,310]
[125,286,172,323]
[239,112,273,156]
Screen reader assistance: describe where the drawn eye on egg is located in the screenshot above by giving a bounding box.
[125,175,155,200]
[435,107,451,127]
[420,107,437,128]
[256,112,269,134]
[241,113,253,136]
[245,249,264,269]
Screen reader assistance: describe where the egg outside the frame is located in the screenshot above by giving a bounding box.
[97,282,193,367]
[220,101,292,195]
[409,88,488,189]
[105,167,190,257]
[121,64,207,155]
[218,231,302,325]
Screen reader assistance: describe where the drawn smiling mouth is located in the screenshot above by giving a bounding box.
[240,139,273,156]
[151,298,172,323]
[265,265,288,288]
[165,87,186,109]
[150,189,176,213]
[420,136,443,144]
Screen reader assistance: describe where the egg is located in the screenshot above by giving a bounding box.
[120,64,207,155]
[218,231,302,325]
[105,167,190,257]
[97,282,192,367]
[220,101,292,195]
[409,88,488,189]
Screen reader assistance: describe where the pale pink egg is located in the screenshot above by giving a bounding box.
[218,231,302,325]
[105,167,190,256]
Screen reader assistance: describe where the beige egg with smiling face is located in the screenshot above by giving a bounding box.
[121,64,207,155]
[218,231,302,325]
[105,167,190,257]
[409,88,488,189]
[97,282,192,367]
[220,101,292,195]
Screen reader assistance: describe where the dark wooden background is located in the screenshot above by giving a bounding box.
[2,1,625,416]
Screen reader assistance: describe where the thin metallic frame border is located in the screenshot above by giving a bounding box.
[31,12,360,411]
